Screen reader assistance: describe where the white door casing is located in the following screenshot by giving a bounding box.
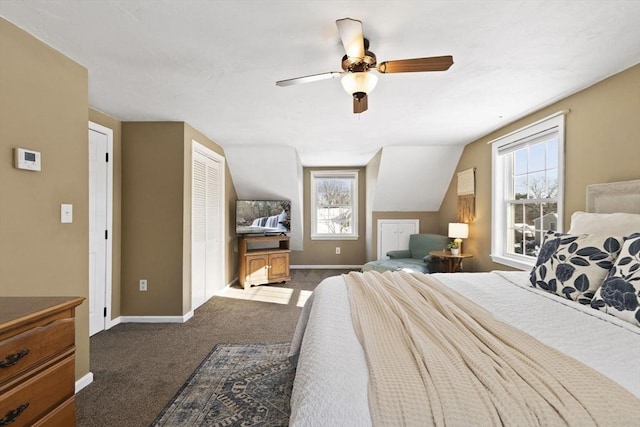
[88,122,113,336]
[192,141,225,310]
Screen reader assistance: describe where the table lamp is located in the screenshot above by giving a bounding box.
[448,223,469,254]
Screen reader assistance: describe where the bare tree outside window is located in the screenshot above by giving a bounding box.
[316,178,352,234]
[311,171,359,239]
[508,138,559,257]
[491,113,564,270]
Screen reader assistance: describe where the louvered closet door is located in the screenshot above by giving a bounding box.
[192,144,224,310]
[205,156,220,300]
[192,151,208,309]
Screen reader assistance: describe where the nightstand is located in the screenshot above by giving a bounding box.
[429,251,473,273]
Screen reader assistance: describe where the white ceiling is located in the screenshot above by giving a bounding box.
[2,0,639,169]
[5,1,638,215]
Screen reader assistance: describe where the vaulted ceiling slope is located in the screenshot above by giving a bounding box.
[2,1,638,211]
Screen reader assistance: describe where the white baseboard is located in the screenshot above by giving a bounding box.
[106,316,121,329]
[75,372,93,393]
[290,265,363,269]
[215,283,234,295]
[118,312,193,324]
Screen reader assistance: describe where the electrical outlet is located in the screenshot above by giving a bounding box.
[335,247,341,255]
[139,279,147,291]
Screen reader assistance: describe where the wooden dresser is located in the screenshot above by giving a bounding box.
[0,297,84,427]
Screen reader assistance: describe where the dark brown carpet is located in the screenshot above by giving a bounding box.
[77,269,352,427]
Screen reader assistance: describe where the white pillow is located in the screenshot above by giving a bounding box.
[591,233,640,326]
[530,232,624,304]
[568,211,640,236]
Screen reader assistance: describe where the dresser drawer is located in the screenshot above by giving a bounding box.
[0,354,74,427]
[32,396,75,427]
[0,318,74,386]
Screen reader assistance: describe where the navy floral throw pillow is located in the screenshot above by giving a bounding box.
[591,233,640,326]
[530,232,624,304]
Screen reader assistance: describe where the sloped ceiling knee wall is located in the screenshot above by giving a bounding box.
[372,146,464,212]
[225,146,304,251]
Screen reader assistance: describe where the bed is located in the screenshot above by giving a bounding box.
[288,180,640,426]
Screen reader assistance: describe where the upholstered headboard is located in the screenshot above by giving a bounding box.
[586,179,640,214]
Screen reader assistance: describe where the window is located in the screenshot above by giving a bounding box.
[491,113,565,270]
[310,170,359,240]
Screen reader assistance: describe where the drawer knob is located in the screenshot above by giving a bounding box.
[0,349,30,368]
[0,403,29,426]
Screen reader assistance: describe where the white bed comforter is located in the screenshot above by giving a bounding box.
[288,271,640,427]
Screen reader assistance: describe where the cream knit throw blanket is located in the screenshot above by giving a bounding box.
[344,271,640,427]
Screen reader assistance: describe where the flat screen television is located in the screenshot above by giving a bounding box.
[235,200,291,235]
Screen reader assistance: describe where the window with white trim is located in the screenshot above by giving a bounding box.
[310,170,358,240]
[491,113,565,270]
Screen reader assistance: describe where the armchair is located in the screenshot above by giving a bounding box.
[362,233,450,273]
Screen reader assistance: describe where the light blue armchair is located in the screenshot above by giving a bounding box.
[362,233,450,273]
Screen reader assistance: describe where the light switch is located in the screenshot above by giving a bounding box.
[61,204,73,223]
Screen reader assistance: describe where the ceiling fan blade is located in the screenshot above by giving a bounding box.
[353,93,368,114]
[336,18,365,62]
[377,56,454,73]
[276,71,343,87]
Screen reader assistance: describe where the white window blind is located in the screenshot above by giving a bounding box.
[491,113,566,270]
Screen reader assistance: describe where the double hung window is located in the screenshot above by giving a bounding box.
[491,113,565,270]
[310,170,358,240]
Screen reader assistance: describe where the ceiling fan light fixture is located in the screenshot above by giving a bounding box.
[276,18,454,114]
[341,71,378,96]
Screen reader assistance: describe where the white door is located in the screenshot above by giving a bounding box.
[192,142,225,310]
[205,156,221,299]
[397,221,418,250]
[377,219,419,260]
[88,125,110,336]
[379,222,400,260]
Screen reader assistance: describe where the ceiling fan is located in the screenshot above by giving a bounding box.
[276,18,454,113]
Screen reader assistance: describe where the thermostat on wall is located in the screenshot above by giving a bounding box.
[14,148,41,171]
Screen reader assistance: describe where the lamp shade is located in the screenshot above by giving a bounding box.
[448,223,469,239]
[341,72,378,95]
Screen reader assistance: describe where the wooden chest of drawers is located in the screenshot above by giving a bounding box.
[0,297,84,427]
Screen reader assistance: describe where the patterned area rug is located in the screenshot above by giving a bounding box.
[153,342,294,426]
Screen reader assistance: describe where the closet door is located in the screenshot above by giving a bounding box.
[377,219,420,260]
[192,143,225,310]
[379,222,400,260]
[192,151,208,309]
[397,221,418,251]
[88,124,110,336]
[205,155,220,300]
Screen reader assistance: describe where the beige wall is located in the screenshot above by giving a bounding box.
[370,211,440,260]
[121,122,236,316]
[0,18,90,380]
[88,109,122,319]
[121,122,185,315]
[0,14,238,321]
[438,64,640,272]
[290,167,367,266]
